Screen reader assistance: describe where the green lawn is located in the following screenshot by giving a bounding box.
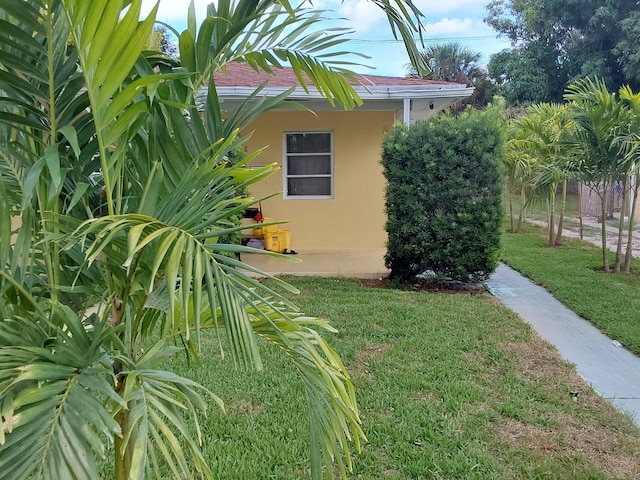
[501,222,640,354]
[156,277,640,479]
[504,192,581,227]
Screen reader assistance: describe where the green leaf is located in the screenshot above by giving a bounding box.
[65,182,90,213]
[0,171,10,267]
[58,125,81,158]
[44,145,63,201]
[20,157,46,209]
[179,30,197,72]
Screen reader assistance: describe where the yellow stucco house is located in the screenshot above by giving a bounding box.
[214,63,473,277]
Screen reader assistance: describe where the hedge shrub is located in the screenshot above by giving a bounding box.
[382,102,505,283]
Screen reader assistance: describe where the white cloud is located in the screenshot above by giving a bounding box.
[425,17,474,36]
[338,0,386,33]
[141,0,211,24]
[414,0,488,16]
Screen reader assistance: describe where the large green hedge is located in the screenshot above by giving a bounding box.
[382,103,505,282]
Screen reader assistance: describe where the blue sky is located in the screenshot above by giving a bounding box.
[142,0,511,77]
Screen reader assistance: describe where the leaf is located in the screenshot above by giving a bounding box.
[0,171,10,267]
[44,145,63,201]
[65,182,90,213]
[58,125,81,157]
[0,314,120,480]
[21,157,46,209]
[179,30,197,72]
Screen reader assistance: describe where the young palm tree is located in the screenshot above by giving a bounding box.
[503,122,536,233]
[0,1,427,478]
[507,103,573,246]
[564,77,632,273]
[618,85,640,273]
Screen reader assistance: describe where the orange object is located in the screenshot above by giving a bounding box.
[254,202,263,222]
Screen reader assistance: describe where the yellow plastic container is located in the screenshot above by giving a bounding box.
[252,217,277,237]
[265,230,292,253]
[265,233,279,252]
[278,230,291,251]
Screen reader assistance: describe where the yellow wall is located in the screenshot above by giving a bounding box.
[244,110,394,250]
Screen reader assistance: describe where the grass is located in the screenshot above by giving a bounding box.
[155,277,640,479]
[501,222,640,354]
[504,192,581,227]
[504,191,640,232]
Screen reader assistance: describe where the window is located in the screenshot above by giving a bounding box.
[284,132,333,198]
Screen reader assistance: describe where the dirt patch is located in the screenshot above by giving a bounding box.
[498,416,640,478]
[361,278,489,295]
[349,342,391,377]
[495,333,640,478]
[501,334,628,415]
[361,278,388,289]
[228,398,263,416]
[500,334,583,387]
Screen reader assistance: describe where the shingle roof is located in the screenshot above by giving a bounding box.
[213,62,456,88]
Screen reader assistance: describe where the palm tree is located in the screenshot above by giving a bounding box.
[0,1,427,478]
[406,42,492,107]
[503,122,536,233]
[618,85,640,273]
[564,77,631,273]
[507,103,573,246]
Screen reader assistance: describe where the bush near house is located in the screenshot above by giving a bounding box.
[382,102,505,283]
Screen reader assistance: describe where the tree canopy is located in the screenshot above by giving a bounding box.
[407,42,494,108]
[485,0,640,105]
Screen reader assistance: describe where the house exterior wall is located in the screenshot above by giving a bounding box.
[243,110,394,250]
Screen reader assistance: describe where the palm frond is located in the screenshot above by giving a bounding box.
[117,344,223,480]
[251,312,365,480]
[0,307,123,480]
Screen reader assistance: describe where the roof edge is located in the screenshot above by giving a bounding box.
[210,85,474,101]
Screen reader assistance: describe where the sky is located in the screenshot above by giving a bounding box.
[141,0,512,77]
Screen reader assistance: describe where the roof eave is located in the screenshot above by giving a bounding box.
[210,85,474,101]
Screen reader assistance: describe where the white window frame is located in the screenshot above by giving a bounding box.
[283,131,334,200]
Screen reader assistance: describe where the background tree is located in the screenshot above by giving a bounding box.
[616,11,640,85]
[407,42,494,108]
[487,47,554,105]
[485,0,640,106]
[147,25,179,57]
[0,0,428,478]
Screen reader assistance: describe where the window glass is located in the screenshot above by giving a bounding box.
[287,177,332,196]
[284,132,332,198]
[286,133,331,153]
[286,155,331,175]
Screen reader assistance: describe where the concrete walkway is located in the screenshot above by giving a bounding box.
[486,263,640,427]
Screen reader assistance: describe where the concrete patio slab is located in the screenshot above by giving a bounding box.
[487,263,640,427]
[241,249,389,279]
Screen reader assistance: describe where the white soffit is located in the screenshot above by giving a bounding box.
[212,85,474,101]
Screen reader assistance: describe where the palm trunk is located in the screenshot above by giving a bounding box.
[517,188,525,232]
[113,356,128,480]
[114,412,127,480]
[509,195,514,233]
[547,190,556,247]
[614,177,628,273]
[624,173,638,274]
[555,180,567,246]
[600,187,610,272]
[578,182,584,240]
